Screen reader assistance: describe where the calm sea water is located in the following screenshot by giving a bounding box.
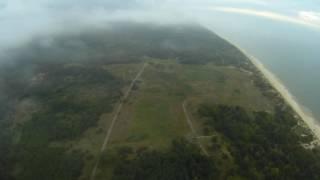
[199,12,320,121]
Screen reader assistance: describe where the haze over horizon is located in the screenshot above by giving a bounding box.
[1,1,320,179]
[1,0,320,121]
[0,0,320,50]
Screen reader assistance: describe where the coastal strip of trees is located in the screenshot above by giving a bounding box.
[198,104,320,180]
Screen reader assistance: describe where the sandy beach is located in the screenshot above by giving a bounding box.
[212,30,320,141]
[237,47,320,141]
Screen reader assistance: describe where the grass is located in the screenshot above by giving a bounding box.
[176,63,273,112]
[6,58,277,180]
[127,94,189,148]
[67,59,275,179]
[105,60,191,150]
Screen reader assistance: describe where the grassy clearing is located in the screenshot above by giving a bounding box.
[106,60,191,150]
[177,63,273,112]
[127,94,189,148]
[100,58,275,150]
[6,58,277,180]
[92,59,275,179]
[43,58,275,180]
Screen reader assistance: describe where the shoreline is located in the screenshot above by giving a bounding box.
[237,47,320,141]
[205,26,320,141]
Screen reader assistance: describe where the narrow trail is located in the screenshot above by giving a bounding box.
[182,101,209,156]
[182,101,196,134]
[90,63,147,180]
[196,135,216,139]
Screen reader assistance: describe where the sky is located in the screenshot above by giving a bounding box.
[0,0,319,51]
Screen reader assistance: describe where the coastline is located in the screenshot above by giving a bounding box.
[237,47,320,141]
[205,26,320,141]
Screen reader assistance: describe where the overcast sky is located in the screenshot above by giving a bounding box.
[0,0,319,51]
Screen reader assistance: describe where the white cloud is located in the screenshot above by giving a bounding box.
[299,11,320,25]
[215,0,269,5]
[210,7,320,30]
[0,0,189,50]
[0,0,319,52]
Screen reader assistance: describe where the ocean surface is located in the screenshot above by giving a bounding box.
[199,12,320,122]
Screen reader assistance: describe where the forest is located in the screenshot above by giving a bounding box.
[0,62,124,180]
[105,139,217,180]
[198,104,320,180]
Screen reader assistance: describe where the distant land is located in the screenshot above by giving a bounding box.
[0,22,320,180]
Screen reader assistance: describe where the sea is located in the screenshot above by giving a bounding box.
[198,11,320,123]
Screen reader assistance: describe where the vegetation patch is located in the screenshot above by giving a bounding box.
[198,104,320,180]
[103,139,217,180]
[1,63,124,180]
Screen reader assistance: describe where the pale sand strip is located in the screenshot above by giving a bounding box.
[238,47,320,141]
[211,30,320,141]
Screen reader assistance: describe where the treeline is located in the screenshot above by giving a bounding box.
[4,23,250,68]
[0,128,13,180]
[11,63,123,142]
[15,64,123,180]
[13,146,84,180]
[198,104,320,179]
[0,62,124,180]
[106,139,217,180]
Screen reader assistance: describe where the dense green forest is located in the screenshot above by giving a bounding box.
[198,104,320,179]
[108,139,217,180]
[0,63,123,180]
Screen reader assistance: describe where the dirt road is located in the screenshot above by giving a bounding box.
[90,62,147,180]
[182,100,208,156]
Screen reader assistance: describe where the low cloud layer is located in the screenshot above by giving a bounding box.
[0,0,188,49]
[299,11,320,25]
[0,0,319,54]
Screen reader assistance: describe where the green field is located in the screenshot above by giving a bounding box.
[89,58,276,179]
